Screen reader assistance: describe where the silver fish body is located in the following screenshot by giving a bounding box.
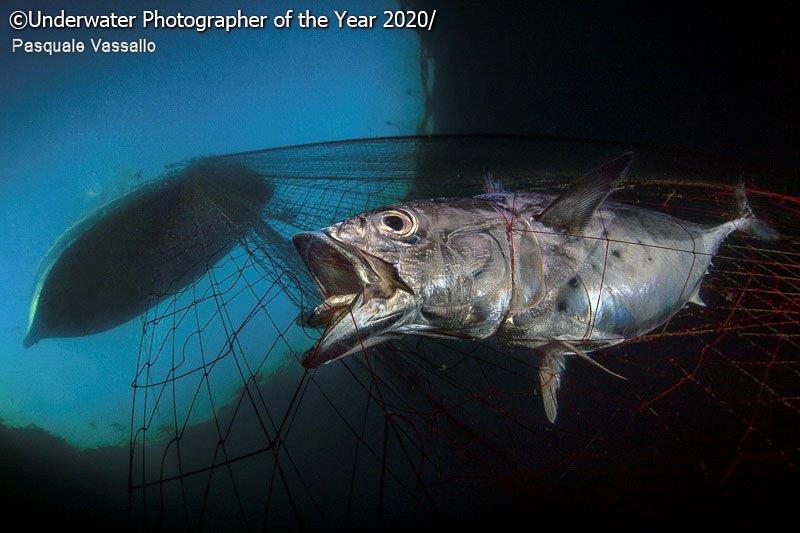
[293,153,777,421]
[488,191,730,349]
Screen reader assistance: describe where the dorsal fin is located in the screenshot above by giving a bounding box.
[483,168,505,194]
[537,151,633,234]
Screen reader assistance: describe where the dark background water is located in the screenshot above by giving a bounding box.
[1,0,798,529]
[408,0,798,185]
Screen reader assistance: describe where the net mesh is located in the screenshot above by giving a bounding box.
[127,136,799,528]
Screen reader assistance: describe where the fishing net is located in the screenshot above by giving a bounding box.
[127,136,798,528]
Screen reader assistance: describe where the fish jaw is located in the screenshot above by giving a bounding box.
[301,289,416,367]
[292,231,417,367]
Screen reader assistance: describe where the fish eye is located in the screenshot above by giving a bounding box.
[378,210,416,236]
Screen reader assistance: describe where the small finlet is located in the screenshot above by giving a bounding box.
[537,151,633,234]
[689,292,707,307]
[483,168,505,194]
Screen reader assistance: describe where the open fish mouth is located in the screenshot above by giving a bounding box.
[292,231,414,368]
[292,231,372,328]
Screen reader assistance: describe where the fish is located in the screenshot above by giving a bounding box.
[293,152,779,422]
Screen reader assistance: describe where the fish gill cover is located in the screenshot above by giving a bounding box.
[90,135,800,528]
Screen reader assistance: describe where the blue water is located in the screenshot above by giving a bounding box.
[0,0,423,447]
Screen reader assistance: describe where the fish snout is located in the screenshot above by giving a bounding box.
[330,215,368,243]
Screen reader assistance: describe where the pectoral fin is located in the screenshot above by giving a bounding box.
[537,151,633,234]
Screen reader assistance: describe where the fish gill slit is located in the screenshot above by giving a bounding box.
[587,210,610,339]
[505,212,516,299]
[490,203,517,302]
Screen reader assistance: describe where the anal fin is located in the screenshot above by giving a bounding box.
[535,340,627,424]
[537,346,567,424]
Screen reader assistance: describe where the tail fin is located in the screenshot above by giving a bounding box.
[735,184,779,241]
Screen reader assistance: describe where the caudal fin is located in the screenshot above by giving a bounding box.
[735,184,780,241]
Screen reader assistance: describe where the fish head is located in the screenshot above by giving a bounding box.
[293,199,512,367]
